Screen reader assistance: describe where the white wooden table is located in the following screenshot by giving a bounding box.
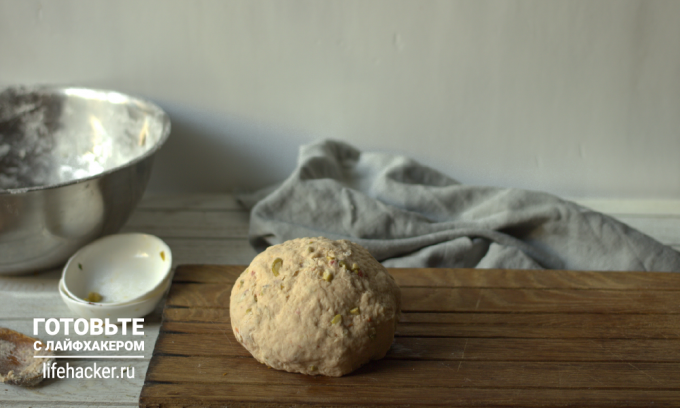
[1,193,679,407]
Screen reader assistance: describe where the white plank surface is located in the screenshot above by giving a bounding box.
[613,215,680,246]
[1,193,679,407]
[570,198,680,216]
[162,238,256,265]
[136,193,243,211]
[121,209,250,239]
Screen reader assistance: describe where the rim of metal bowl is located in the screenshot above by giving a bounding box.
[0,85,171,196]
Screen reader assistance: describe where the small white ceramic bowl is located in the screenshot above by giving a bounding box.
[62,233,172,305]
[58,277,170,320]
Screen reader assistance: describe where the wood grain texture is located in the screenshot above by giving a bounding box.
[153,332,680,362]
[172,264,680,289]
[140,382,680,408]
[140,265,680,407]
[161,308,680,339]
[147,356,680,389]
[158,315,680,340]
[163,282,680,314]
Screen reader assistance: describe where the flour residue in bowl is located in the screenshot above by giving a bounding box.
[0,87,164,191]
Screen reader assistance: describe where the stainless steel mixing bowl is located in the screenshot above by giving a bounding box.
[0,86,170,275]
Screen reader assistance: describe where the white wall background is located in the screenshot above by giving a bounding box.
[1,0,678,199]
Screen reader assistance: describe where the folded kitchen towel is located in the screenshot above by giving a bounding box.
[238,140,680,272]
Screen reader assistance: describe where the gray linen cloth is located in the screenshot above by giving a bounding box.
[238,140,680,272]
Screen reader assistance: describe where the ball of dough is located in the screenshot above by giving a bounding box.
[230,237,401,377]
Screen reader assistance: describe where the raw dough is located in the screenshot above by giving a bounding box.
[230,237,401,377]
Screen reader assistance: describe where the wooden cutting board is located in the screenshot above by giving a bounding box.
[140,265,680,407]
